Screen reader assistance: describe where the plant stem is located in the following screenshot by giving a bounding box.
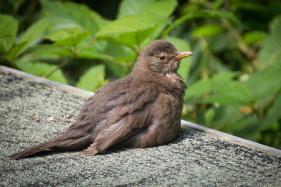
[42,59,70,78]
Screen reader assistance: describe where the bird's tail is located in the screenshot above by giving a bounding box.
[9,132,92,160]
[9,125,94,160]
[9,141,56,160]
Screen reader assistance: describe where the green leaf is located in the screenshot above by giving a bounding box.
[210,106,260,141]
[76,65,106,91]
[192,24,223,38]
[0,14,18,54]
[258,16,281,66]
[186,72,237,102]
[211,106,244,131]
[185,79,212,101]
[45,18,85,41]
[78,39,136,64]
[96,15,159,46]
[205,72,253,105]
[104,61,130,78]
[242,31,267,45]
[41,0,108,34]
[100,41,136,64]
[97,0,177,46]
[19,44,71,62]
[204,81,254,105]
[5,41,27,61]
[118,0,177,18]
[166,36,192,83]
[15,60,67,84]
[46,27,89,47]
[9,18,52,59]
[77,39,134,77]
[186,72,254,105]
[76,39,112,60]
[246,61,281,101]
[232,115,261,141]
[261,92,281,130]
[141,22,169,47]
[205,108,215,126]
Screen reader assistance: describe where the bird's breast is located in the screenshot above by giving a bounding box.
[165,73,180,83]
[158,73,186,96]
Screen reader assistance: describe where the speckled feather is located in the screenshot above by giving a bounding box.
[9,40,187,159]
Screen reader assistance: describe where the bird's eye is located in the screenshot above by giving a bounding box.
[159,54,166,60]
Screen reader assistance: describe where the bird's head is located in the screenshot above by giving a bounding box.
[136,40,192,74]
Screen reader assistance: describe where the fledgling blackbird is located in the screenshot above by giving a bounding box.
[9,40,192,159]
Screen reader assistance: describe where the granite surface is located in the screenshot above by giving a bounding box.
[0,66,281,186]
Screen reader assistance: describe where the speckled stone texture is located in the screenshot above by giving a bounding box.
[0,67,281,186]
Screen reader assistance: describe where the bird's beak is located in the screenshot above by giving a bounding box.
[176,51,192,60]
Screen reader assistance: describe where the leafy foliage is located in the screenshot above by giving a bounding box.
[1,0,281,148]
[0,15,18,53]
[76,64,106,91]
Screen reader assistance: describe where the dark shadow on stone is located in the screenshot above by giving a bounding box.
[99,126,199,155]
[174,126,204,142]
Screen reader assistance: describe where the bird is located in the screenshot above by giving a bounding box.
[9,39,192,160]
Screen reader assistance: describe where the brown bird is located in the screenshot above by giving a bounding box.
[9,40,192,159]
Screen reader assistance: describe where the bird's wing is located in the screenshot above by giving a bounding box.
[87,82,159,153]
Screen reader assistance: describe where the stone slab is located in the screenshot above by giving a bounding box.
[0,66,280,186]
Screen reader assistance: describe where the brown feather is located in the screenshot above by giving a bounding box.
[9,39,190,159]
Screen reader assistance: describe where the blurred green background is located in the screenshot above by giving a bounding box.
[0,0,281,148]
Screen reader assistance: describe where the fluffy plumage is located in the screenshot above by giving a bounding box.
[9,40,192,159]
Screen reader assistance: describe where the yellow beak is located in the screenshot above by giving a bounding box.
[176,51,192,60]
